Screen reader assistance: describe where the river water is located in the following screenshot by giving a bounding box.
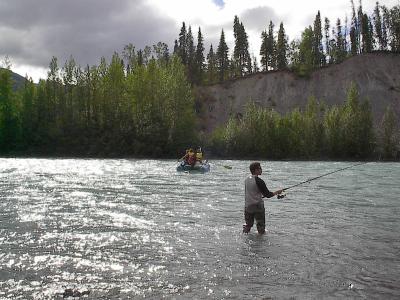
[0,158,399,299]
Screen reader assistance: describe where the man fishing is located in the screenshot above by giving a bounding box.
[243,162,283,234]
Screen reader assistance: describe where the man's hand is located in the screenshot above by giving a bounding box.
[274,189,283,195]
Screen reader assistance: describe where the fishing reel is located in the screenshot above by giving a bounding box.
[277,193,286,199]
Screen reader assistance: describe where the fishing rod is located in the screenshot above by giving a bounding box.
[277,162,368,199]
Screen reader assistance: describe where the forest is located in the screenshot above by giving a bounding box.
[0,1,399,159]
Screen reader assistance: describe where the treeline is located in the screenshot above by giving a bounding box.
[174,1,400,83]
[209,83,399,160]
[1,2,399,158]
[0,55,196,157]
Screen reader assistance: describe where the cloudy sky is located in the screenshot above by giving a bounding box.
[0,0,396,82]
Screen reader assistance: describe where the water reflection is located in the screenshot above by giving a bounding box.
[0,159,399,299]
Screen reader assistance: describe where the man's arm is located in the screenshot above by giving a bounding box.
[255,177,283,198]
[255,177,275,198]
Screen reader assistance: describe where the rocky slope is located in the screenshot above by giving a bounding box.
[1,67,27,91]
[194,52,400,133]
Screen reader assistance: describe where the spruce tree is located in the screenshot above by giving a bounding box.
[381,5,389,50]
[276,22,288,70]
[373,2,384,50]
[21,77,36,148]
[324,18,332,63]
[389,5,400,52]
[216,30,229,82]
[173,40,179,56]
[186,26,196,83]
[178,22,187,65]
[195,27,205,84]
[350,0,360,54]
[233,16,252,76]
[361,14,373,52]
[261,22,276,71]
[313,11,325,66]
[206,44,217,84]
[260,29,268,71]
[334,18,347,63]
[267,21,276,69]
[357,1,364,53]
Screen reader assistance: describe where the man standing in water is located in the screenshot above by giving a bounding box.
[243,162,283,234]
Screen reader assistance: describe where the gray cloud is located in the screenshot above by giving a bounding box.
[0,0,178,69]
[240,6,279,32]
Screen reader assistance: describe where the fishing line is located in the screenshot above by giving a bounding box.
[277,162,368,199]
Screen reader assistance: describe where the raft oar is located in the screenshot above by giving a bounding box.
[278,162,368,198]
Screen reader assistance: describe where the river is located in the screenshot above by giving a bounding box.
[0,158,399,299]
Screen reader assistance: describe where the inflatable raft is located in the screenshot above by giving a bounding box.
[176,161,210,173]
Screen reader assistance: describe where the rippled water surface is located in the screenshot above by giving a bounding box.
[0,158,399,299]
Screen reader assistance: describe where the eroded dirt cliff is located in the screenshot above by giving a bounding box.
[194,52,400,133]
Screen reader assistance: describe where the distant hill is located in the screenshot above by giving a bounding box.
[0,68,27,91]
[194,52,400,133]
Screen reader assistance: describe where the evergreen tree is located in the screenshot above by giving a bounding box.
[381,5,389,50]
[276,22,288,70]
[21,77,36,148]
[260,21,276,71]
[206,44,217,84]
[361,14,373,52]
[324,17,332,63]
[350,0,360,54]
[178,22,187,65]
[233,16,252,76]
[313,11,325,66]
[216,30,229,82]
[373,2,384,50]
[344,15,349,54]
[173,40,179,56]
[252,55,259,73]
[267,21,276,70]
[195,27,205,84]
[357,0,364,53]
[46,56,61,138]
[388,5,400,52]
[186,26,196,84]
[350,24,358,55]
[260,29,268,71]
[333,18,347,63]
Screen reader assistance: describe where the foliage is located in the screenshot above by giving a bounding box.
[380,105,399,159]
[216,30,230,82]
[0,67,21,152]
[1,51,196,157]
[210,83,382,160]
[233,16,252,76]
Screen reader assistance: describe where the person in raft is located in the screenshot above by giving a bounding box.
[243,162,283,234]
[195,147,203,164]
[181,148,196,167]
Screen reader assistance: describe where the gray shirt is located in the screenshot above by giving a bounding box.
[244,175,274,212]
